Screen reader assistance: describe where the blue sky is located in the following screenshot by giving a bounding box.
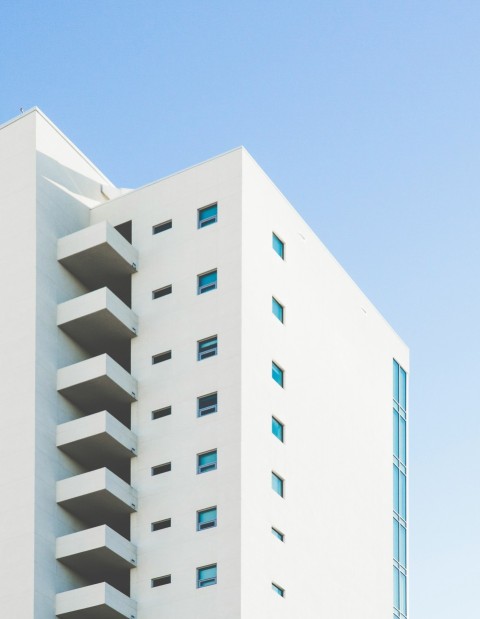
[2,1,479,615]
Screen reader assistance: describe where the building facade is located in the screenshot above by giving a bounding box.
[0,108,409,619]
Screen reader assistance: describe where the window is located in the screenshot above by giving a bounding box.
[197,564,217,588]
[153,350,172,364]
[198,392,218,417]
[152,575,171,587]
[272,417,284,442]
[272,297,284,323]
[153,220,172,234]
[197,449,217,474]
[152,462,171,475]
[272,361,284,387]
[197,270,217,294]
[152,518,171,531]
[197,506,217,530]
[272,582,285,597]
[198,203,218,228]
[152,406,172,420]
[272,233,285,259]
[198,336,218,360]
[272,472,284,497]
[153,285,172,299]
[271,527,284,542]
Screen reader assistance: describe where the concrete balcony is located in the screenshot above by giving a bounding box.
[56,525,136,577]
[58,221,138,292]
[57,288,138,358]
[57,468,137,525]
[57,411,137,470]
[57,354,137,414]
[56,582,136,619]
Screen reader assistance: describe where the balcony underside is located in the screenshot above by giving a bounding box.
[56,582,136,619]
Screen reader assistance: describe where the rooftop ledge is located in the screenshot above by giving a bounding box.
[56,582,136,619]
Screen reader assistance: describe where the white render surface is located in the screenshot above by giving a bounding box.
[0,108,408,619]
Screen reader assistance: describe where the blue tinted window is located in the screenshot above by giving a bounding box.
[272,361,284,387]
[197,564,217,587]
[393,409,399,459]
[272,472,284,497]
[393,360,399,402]
[272,417,284,442]
[198,270,217,294]
[393,464,399,514]
[399,416,406,464]
[399,471,407,520]
[197,392,218,417]
[197,507,217,530]
[272,297,284,322]
[393,567,400,609]
[399,524,407,567]
[399,367,407,410]
[198,336,218,360]
[197,450,217,474]
[272,582,285,597]
[198,204,218,228]
[272,527,284,541]
[393,518,399,561]
[400,572,407,614]
[272,233,285,259]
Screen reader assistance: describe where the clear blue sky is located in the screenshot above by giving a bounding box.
[2,1,479,615]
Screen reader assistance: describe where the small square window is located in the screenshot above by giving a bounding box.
[198,336,218,361]
[272,582,285,597]
[153,350,172,364]
[271,527,284,542]
[152,406,172,420]
[272,417,284,442]
[153,285,172,299]
[272,297,284,323]
[153,220,172,234]
[152,575,171,587]
[152,462,171,475]
[197,506,217,530]
[272,233,285,259]
[198,270,217,294]
[198,203,218,228]
[152,518,171,531]
[198,392,218,417]
[197,564,217,588]
[197,450,217,474]
[272,361,284,387]
[272,472,284,497]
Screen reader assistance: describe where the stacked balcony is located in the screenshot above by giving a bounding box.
[55,222,138,617]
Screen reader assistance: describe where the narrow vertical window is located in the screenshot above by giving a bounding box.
[272,297,284,323]
[272,361,284,387]
[272,233,285,259]
[393,518,399,562]
[197,564,217,588]
[271,527,284,542]
[272,582,285,597]
[198,203,218,228]
[271,416,284,442]
[271,472,284,497]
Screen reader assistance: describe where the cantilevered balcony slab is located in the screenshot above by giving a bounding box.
[58,288,138,356]
[57,468,137,525]
[57,411,137,470]
[56,525,136,577]
[57,354,137,413]
[56,582,136,619]
[58,221,138,291]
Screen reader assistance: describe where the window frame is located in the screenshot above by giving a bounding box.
[197,269,218,294]
[197,336,218,361]
[197,563,217,588]
[197,506,218,531]
[197,449,218,474]
[152,462,172,476]
[272,232,285,259]
[152,406,172,420]
[272,296,284,323]
[271,526,285,542]
[272,582,285,597]
[272,361,284,387]
[197,392,218,417]
[152,220,172,235]
[152,284,172,299]
[198,203,218,228]
[272,471,285,497]
[271,416,284,442]
[152,518,172,532]
[152,350,172,364]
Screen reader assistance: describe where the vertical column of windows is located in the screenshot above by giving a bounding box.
[393,360,407,619]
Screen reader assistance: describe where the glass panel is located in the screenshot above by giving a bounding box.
[399,524,407,567]
[393,464,399,514]
[393,566,400,609]
[272,298,284,322]
[272,417,284,441]
[199,337,217,350]
[393,409,399,459]
[199,271,217,286]
[198,508,216,523]
[393,360,399,402]
[399,472,407,520]
[399,367,407,410]
[393,518,399,561]
[399,416,406,464]
[199,205,217,222]
[272,583,284,596]
[272,473,283,496]
[272,527,284,541]
[199,451,217,465]
[399,572,407,614]
[198,564,217,586]
[272,362,284,387]
[272,233,284,258]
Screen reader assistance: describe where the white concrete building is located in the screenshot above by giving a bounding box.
[0,108,409,619]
